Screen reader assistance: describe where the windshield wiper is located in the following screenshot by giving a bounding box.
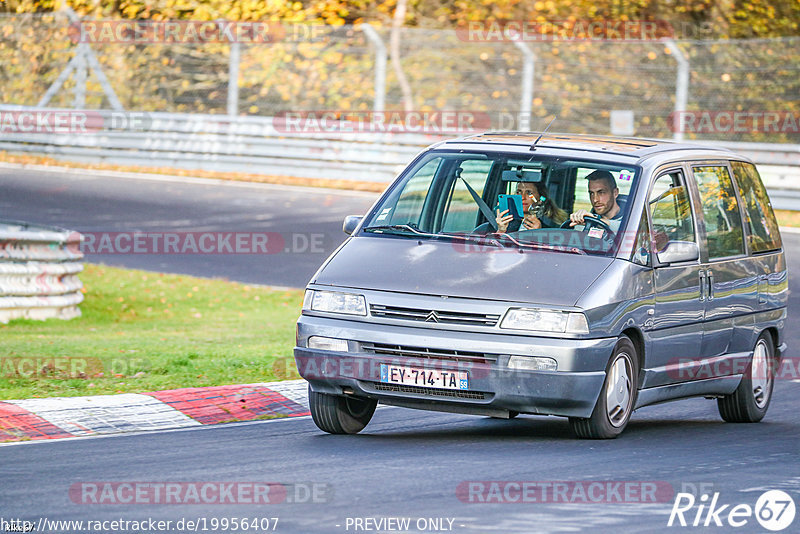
[441,232,504,249]
[493,233,586,255]
[364,225,584,254]
[363,225,505,249]
[363,224,440,238]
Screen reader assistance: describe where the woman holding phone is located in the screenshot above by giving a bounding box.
[495,181,568,233]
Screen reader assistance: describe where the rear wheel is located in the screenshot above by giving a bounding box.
[308,385,377,434]
[718,332,775,423]
[570,336,638,439]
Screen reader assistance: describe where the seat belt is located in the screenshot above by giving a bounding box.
[458,175,498,231]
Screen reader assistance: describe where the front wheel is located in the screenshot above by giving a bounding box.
[308,385,377,434]
[717,332,775,423]
[569,336,638,439]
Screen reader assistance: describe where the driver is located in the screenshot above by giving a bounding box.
[568,170,623,233]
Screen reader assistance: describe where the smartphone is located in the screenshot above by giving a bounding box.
[496,194,524,219]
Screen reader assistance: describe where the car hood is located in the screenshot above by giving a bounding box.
[311,235,615,307]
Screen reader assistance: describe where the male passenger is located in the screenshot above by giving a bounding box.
[569,170,623,233]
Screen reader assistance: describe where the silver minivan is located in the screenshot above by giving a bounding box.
[294,133,787,439]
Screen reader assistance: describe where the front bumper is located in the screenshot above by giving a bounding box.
[295,314,616,418]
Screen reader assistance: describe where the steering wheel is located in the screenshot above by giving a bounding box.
[560,214,616,236]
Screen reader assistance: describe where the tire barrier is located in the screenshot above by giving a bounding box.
[0,220,84,323]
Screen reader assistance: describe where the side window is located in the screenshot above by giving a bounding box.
[692,165,745,259]
[440,160,493,232]
[648,171,696,253]
[573,167,635,212]
[388,158,441,226]
[731,161,782,253]
[631,210,651,266]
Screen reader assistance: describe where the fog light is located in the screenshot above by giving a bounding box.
[508,355,558,371]
[307,336,348,352]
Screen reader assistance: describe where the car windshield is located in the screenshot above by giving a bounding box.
[362,151,641,255]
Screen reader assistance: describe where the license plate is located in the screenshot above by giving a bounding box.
[379,364,469,390]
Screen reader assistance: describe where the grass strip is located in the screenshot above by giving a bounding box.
[0,264,304,399]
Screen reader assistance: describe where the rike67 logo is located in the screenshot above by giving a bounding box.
[668,490,796,531]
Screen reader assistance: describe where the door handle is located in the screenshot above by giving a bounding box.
[699,270,707,301]
[707,270,714,301]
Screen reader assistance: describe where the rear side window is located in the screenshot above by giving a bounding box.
[731,161,782,253]
[649,171,696,246]
[692,165,745,259]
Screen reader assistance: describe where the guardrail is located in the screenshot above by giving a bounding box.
[0,107,434,183]
[0,106,798,205]
[0,220,84,323]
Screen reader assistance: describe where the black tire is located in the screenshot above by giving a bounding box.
[308,385,377,434]
[569,336,639,439]
[718,332,775,423]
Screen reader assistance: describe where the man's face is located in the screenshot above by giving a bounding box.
[588,179,619,217]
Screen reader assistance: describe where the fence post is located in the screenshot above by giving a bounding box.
[72,44,88,108]
[38,6,123,110]
[37,62,76,108]
[513,41,535,131]
[227,40,241,117]
[664,39,689,141]
[83,48,124,111]
[361,24,387,112]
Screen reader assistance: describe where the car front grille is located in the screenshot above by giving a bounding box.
[370,382,488,400]
[370,304,500,327]
[360,342,498,365]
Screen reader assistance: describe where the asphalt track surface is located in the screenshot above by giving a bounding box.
[1,166,799,533]
[0,165,379,288]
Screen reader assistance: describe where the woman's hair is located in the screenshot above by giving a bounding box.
[525,182,568,225]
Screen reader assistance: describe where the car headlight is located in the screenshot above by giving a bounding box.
[500,308,589,334]
[303,289,367,316]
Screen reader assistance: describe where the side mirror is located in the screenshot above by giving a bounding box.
[655,241,699,266]
[342,215,363,235]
